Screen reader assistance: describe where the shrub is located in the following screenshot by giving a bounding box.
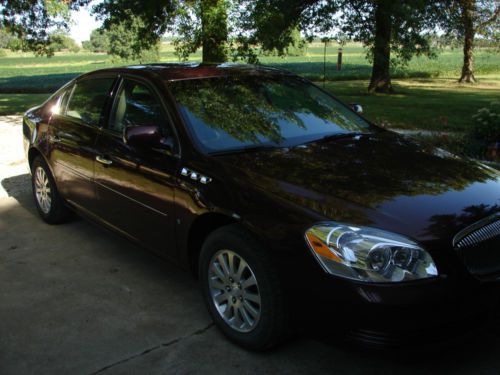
[466,102,500,159]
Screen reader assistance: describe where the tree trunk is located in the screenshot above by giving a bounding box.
[201,0,228,63]
[368,0,394,93]
[459,0,476,83]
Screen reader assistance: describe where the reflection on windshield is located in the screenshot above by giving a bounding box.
[170,76,373,153]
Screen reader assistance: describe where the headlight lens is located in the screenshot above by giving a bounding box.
[305,223,438,282]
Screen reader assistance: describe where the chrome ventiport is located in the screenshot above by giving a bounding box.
[180,167,212,184]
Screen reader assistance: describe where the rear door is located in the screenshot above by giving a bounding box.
[93,76,179,259]
[49,76,117,213]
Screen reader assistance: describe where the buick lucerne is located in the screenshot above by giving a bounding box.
[23,63,500,350]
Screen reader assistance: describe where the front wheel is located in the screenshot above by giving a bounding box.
[199,224,290,350]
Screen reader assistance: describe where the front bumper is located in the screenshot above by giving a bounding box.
[281,249,500,344]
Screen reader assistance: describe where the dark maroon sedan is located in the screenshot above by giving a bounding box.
[23,63,500,350]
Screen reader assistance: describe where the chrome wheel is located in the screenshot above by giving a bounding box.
[34,166,52,214]
[208,249,262,333]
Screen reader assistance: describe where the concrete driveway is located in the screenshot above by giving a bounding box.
[2,116,500,374]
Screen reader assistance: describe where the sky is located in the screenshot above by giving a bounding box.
[69,3,102,44]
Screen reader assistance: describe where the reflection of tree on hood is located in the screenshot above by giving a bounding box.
[171,76,366,145]
[424,204,500,240]
[230,132,498,210]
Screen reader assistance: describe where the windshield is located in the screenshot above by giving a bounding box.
[169,75,375,154]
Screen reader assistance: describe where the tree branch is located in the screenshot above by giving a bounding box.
[476,5,500,30]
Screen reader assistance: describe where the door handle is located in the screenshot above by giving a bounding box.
[49,135,61,143]
[96,156,113,166]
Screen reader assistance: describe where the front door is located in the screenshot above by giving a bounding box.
[94,77,179,258]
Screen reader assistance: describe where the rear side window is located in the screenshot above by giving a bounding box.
[66,78,115,126]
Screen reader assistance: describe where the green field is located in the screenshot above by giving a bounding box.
[1,42,500,92]
[1,42,499,134]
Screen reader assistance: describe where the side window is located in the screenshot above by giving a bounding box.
[44,86,71,117]
[66,78,116,126]
[109,79,170,135]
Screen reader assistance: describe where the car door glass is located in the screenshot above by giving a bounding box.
[66,78,115,126]
[46,88,70,116]
[109,79,170,135]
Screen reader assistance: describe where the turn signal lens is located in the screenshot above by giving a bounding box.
[305,223,438,282]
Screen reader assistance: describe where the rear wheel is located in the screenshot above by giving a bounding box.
[31,156,71,224]
[199,224,290,350]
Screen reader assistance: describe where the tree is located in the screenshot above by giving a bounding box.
[445,0,500,83]
[82,29,109,53]
[200,0,228,62]
[49,33,80,53]
[94,0,176,56]
[239,0,449,93]
[95,0,232,63]
[0,27,19,49]
[0,0,86,56]
[106,11,160,62]
[172,0,228,62]
[234,0,317,58]
[342,0,447,93]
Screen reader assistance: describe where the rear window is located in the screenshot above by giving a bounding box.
[66,78,116,126]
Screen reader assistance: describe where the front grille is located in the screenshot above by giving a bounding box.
[455,219,500,249]
[454,214,500,279]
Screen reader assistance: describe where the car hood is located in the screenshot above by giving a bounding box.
[214,131,500,243]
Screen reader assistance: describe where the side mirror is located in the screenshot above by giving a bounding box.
[350,103,363,114]
[124,125,175,154]
[124,125,161,148]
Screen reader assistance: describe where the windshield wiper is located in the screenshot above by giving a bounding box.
[298,132,371,146]
[208,144,281,156]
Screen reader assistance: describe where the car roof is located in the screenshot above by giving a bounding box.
[82,62,294,82]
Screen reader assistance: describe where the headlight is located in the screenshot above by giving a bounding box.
[305,223,438,282]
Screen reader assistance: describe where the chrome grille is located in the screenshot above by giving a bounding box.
[455,219,500,249]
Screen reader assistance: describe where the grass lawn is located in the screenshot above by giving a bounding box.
[0,93,49,116]
[323,77,500,132]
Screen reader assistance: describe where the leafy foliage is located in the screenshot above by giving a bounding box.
[441,0,500,82]
[94,0,176,60]
[105,11,160,62]
[234,0,451,92]
[168,0,228,62]
[331,1,446,64]
[93,0,234,62]
[0,27,20,49]
[0,0,87,56]
[49,33,80,53]
[444,0,500,41]
[82,29,109,53]
[465,101,500,157]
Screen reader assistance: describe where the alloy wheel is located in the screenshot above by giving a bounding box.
[34,166,52,214]
[208,249,262,333]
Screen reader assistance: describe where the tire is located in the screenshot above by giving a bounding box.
[199,224,290,350]
[31,156,71,224]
